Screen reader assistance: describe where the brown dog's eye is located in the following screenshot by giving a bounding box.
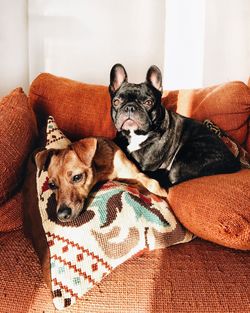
[48,182,57,190]
[72,173,83,183]
[113,98,121,106]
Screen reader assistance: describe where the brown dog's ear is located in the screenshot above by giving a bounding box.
[71,138,97,167]
[35,149,55,171]
[146,65,163,93]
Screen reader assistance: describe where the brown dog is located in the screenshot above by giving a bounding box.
[35,137,167,222]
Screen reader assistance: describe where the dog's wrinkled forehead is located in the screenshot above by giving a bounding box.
[115,82,155,101]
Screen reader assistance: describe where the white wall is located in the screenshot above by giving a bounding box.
[163,0,206,89]
[0,0,28,97]
[203,0,250,86]
[28,0,165,85]
[164,0,250,89]
[0,0,249,97]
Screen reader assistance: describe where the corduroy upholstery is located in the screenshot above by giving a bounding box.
[0,74,249,312]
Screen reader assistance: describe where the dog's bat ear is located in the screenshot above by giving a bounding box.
[35,149,55,171]
[146,65,163,93]
[71,138,97,167]
[109,63,128,96]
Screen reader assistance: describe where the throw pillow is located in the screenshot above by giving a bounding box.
[167,121,250,251]
[29,73,250,151]
[29,73,116,140]
[168,170,250,250]
[34,116,193,310]
[162,81,250,147]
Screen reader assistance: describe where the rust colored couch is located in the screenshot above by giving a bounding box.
[0,74,249,313]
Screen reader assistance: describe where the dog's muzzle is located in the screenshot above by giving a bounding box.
[57,204,72,221]
[57,198,87,222]
[124,104,136,114]
[114,103,150,132]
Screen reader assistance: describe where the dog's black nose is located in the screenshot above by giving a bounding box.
[57,205,72,221]
[124,104,136,113]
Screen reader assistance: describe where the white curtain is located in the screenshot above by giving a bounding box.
[0,0,249,97]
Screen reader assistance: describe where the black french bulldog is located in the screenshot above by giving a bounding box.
[109,63,241,188]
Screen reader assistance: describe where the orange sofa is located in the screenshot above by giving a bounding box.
[0,74,249,313]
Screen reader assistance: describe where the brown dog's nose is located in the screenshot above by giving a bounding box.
[57,205,72,221]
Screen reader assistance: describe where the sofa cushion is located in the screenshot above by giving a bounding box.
[0,88,37,203]
[162,81,250,148]
[29,74,250,151]
[0,189,24,232]
[29,73,116,140]
[167,170,250,250]
[246,120,250,153]
[0,88,37,232]
[28,116,193,310]
[1,229,250,313]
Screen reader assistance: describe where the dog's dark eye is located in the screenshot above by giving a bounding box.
[72,173,83,183]
[113,98,121,106]
[48,182,57,190]
[144,99,153,107]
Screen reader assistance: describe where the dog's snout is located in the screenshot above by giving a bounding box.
[124,104,136,113]
[57,205,72,221]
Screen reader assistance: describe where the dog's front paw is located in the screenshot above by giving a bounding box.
[136,173,168,197]
[148,179,168,197]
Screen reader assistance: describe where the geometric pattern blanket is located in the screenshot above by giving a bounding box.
[36,116,194,310]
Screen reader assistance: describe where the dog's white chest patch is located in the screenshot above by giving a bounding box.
[127,131,148,153]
